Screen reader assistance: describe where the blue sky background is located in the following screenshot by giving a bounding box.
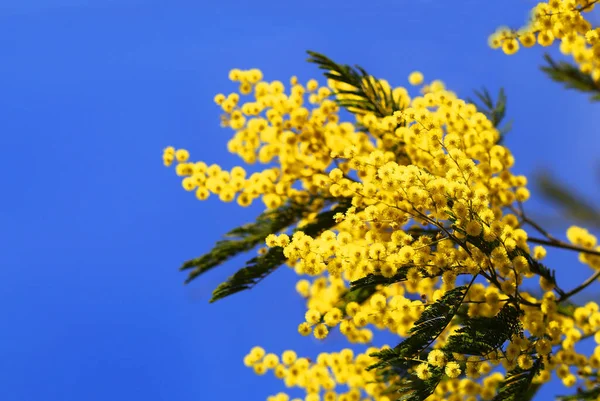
[1,1,599,400]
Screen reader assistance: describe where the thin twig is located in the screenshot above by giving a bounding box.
[512,205,600,257]
[527,237,600,258]
[558,270,600,303]
[511,204,560,242]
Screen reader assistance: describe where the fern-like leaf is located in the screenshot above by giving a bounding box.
[492,358,543,401]
[210,246,286,303]
[369,285,470,371]
[306,50,403,118]
[180,201,307,284]
[444,303,523,356]
[208,199,352,302]
[393,368,444,401]
[511,246,561,294]
[350,271,409,290]
[541,54,600,101]
[466,87,512,140]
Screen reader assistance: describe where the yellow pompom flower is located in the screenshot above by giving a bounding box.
[253,362,267,375]
[465,220,482,237]
[305,309,321,325]
[408,71,424,86]
[195,187,209,200]
[533,246,547,260]
[324,308,343,327]
[250,346,266,360]
[519,32,536,48]
[298,322,312,336]
[428,350,448,368]
[537,30,554,47]
[515,187,530,202]
[415,363,432,380]
[313,324,329,339]
[282,350,297,365]
[175,149,190,162]
[517,355,533,370]
[445,362,461,378]
[213,93,226,105]
[502,38,519,55]
[263,353,279,369]
[228,68,242,81]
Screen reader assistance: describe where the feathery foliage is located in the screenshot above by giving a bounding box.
[541,54,600,101]
[166,5,600,396]
[209,199,352,302]
[393,368,444,401]
[466,87,512,138]
[210,245,286,303]
[350,271,410,291]
[335,286,379,313]
[369,285,470,371]
[492,358,543,401]
[511,246,560,293]
[306,51,403,118]
[180,201,307,284]
[444,303,523,356]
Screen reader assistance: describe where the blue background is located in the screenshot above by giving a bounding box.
[2,0,599,400]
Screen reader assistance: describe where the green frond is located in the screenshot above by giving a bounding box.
[180,201,307,284]
[208,198,352,302]
[492,358,543,401]
[210,246,286,303]
[541,54,600,101]
[512,245,558,287]
[466,87,512,140]
[306,50,404,118]
[444,303,523,356]
[368,285,469,372]
[350,271,409,290]
[393,368,444,401]
[335,286,379,312]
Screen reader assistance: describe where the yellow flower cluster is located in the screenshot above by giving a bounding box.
[567,225,600,269]
[165,63,600,400]
[490,0,600,81]
[163,69,383,209]
[243,346,386,400]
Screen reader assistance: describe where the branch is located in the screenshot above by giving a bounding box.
[558,270,600,303]
[527,237,600,258]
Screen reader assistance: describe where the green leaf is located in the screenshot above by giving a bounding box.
[393,368,444,401]
[466,87,511,141]
[541,54,600,102]
[522,383,542,401]
[445,303,523,356]
[306,50,404,118]
[208,199,352,302]
[492,358,543,401]
[511,246,559,291]
[369,285,469,371]
[335,285,379,312]
[350,271,409,290]
[180,201,308,284]
[210,246,286,303]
